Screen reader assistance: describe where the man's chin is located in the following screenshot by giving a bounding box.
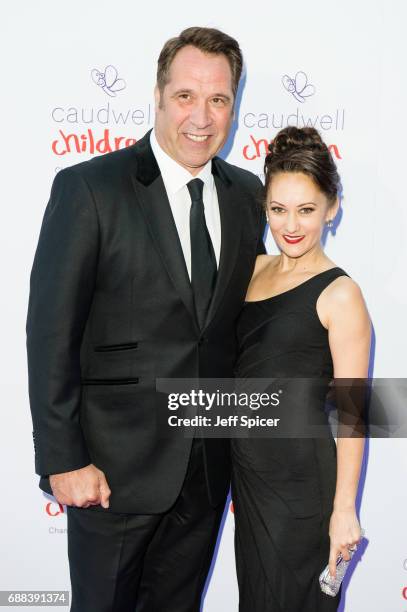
[178,155,213,174]
[179,141,221,165]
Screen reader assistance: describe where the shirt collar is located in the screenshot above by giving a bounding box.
[150,128,213,195]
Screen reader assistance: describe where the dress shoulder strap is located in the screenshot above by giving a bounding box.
[307,267,350,305]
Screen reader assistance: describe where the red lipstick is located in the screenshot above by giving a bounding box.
[283,235,305,244]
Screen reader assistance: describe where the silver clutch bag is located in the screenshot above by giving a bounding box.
[319,529,365,596]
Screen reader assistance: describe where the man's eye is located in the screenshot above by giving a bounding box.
[212,97,226,106]
[178,94,191,101]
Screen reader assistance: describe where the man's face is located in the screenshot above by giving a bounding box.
[154,45,235,175]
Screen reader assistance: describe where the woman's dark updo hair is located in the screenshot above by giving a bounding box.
[264,126,340,207]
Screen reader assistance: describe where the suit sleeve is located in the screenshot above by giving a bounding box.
[26,168,99,476]
[255,176,267,256]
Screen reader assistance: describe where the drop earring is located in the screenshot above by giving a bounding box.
[326,219,333,228]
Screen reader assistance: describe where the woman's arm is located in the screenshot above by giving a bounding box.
[318,276,371,578]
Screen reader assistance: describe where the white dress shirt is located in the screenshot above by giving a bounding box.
[150,129,221,280]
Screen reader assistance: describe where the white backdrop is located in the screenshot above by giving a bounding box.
[1,1,407,610]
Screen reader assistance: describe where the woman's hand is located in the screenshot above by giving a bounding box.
[328,507,362,578]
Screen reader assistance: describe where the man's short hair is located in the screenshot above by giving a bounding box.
[156,26,243,101]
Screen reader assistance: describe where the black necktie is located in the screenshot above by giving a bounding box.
[187,178,217,329]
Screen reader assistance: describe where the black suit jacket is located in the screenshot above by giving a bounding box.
[26,129,266,513]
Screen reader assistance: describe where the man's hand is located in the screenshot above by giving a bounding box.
[49,464,111,509]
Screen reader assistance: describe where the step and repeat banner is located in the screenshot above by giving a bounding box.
[1,1,406,610]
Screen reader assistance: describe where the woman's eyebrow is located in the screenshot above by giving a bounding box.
[269,200,318,207]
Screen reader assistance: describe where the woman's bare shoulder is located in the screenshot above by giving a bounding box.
[322,274,365,305]
[253,254,278,276]
[245,255,278,301]
[317,273,370,330]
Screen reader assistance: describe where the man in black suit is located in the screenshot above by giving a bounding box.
[26,26,265,611]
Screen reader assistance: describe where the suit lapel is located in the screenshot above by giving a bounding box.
[204,157,243,328]
[130,133,245,332]
[130,131,197,326]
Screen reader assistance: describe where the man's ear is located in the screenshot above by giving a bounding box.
[231,96,236,122]
[154,84,163,112]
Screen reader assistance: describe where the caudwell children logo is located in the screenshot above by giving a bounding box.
[49,63,152,159]
[282,71,316,103]
[91,65,126,97]
[241,70,344,162]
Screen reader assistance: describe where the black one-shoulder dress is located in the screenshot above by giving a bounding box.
[231,267,349,611]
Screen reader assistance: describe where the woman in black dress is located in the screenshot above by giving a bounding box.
[231,126,371,611]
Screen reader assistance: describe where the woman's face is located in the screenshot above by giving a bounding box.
[266,171,337,258]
